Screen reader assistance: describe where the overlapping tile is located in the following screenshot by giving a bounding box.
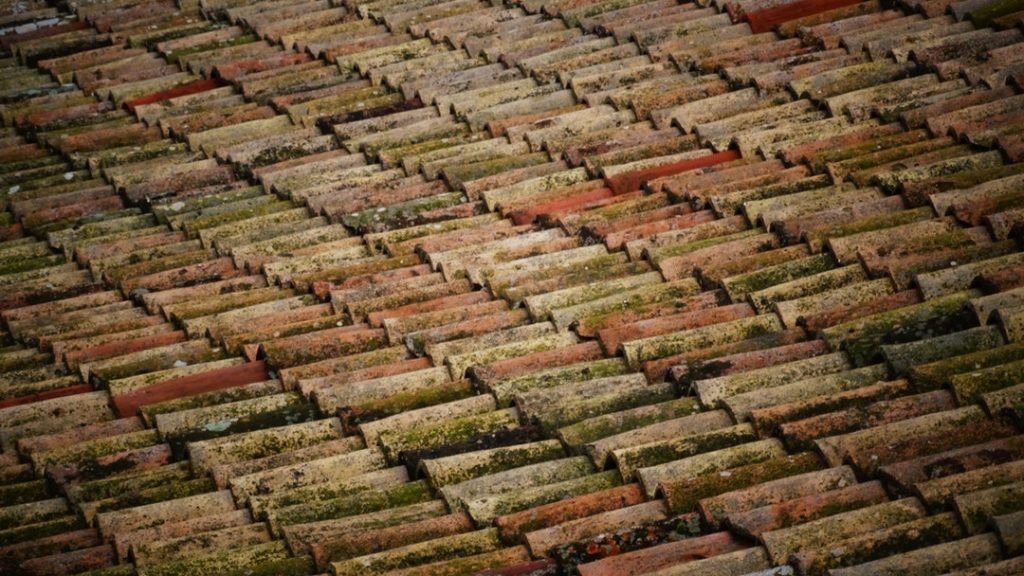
[1,0,1024,573]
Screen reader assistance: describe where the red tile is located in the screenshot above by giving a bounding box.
[366,291,490,328]
[120,257,243,294]
[21,195,124,230]
[39,316,166,353]
[112,360,269,417]
[488,105,587,138]
[0,222,23,241]
[495,484,646,540]
[509,187,615,225]
[545,191,646,228]
[659,232,782,280]
[575,290,723,339]
[63,330,187,369]
[703,38,812,72]
[56,123,162,155]
[577,531,748,576]
[124,78,223,111]
[0,383,95,409]
[951,189,1024,227]
[604,150,742,195]
[745,0,865,33]
[750,379,911,439]
[661,452,825,514]
[214,52,314,81]
[598,303,755,355]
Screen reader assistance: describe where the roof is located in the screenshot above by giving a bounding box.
[0,0,1023,574]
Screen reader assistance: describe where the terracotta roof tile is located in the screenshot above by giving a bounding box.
[730,479,888,539]
[580,537,762,576]
[831,532,1002,575]
[3,0,1024,572]
[132,522,268,569]
[16,543,116,575]
[251,465,410,521]
[781,388,957,448]
[436,454,579,506]
[794,4,901,45]
[229,446,387,505]
[387,546,533,575]
[915,455,1024,510]
[582,200,691,244]
[468,469,623,524]
[266,475,425,534]
[940,555,1024,576]
[330,527,501,575]
[626,313,786,377]
[484,357,625,410]
[636,437,788,498]
[528,498,671,561]
[311,361,444,410]
[0,527,101,569]
[801,512,967,574]
[828,410,1017,477]
[708,176,837,221]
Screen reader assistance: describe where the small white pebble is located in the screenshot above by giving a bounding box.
[8,185,19,194]
[63,172,75,180]
[173,360,188,368]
